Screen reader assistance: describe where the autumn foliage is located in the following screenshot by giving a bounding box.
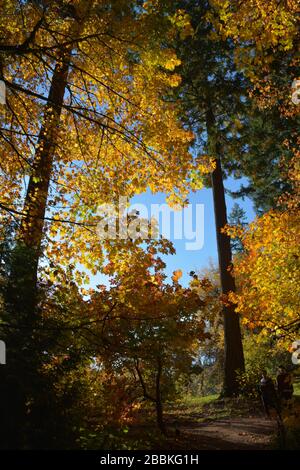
[0,0,299,451]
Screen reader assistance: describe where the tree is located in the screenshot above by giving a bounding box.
[189,263,224,396]
[226,198,300,347]
[210,0,299,213]
[228,203,247,254]
[0,256,94,448]
[210,0,299,90]
[174,0,245,395]
[211,0,300,344]
[0,0,200,308]
[0,1,205,444]
[226,104,297,213]
[89,237,206,434]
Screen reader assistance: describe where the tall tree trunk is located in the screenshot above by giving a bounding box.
[19,55,71,261]
[2,55,72,449]
[10,52,72,313]
[2,9,89,448]
[12,3,90,306]
[155,357,166,434]
[206,107,245,396]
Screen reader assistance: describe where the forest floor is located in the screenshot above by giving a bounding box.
[123,384,300,450]
[159,395,278,450]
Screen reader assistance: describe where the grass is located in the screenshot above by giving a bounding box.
[164,393,259,425]
[293,380,300,397]
[181,394,219,407]
[165,394,218,418]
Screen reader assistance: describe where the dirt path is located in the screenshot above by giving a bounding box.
[129,398,283,450]
[171,416,277,450]
[161,402,279,450]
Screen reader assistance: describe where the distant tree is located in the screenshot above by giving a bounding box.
[228,203,247,254]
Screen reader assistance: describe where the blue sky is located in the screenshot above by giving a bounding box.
[131,177,256,286]
[90,176,256,289]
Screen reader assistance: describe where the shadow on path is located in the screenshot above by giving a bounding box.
[163,416,277,450]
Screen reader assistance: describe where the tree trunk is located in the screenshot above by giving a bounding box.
[135,357,166,434]
[17,52,71,279]
[2,39,76,450]
[12,3,89,305]
[2,12,87,448]
[206,107,245,396]
[155,357,166,434]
